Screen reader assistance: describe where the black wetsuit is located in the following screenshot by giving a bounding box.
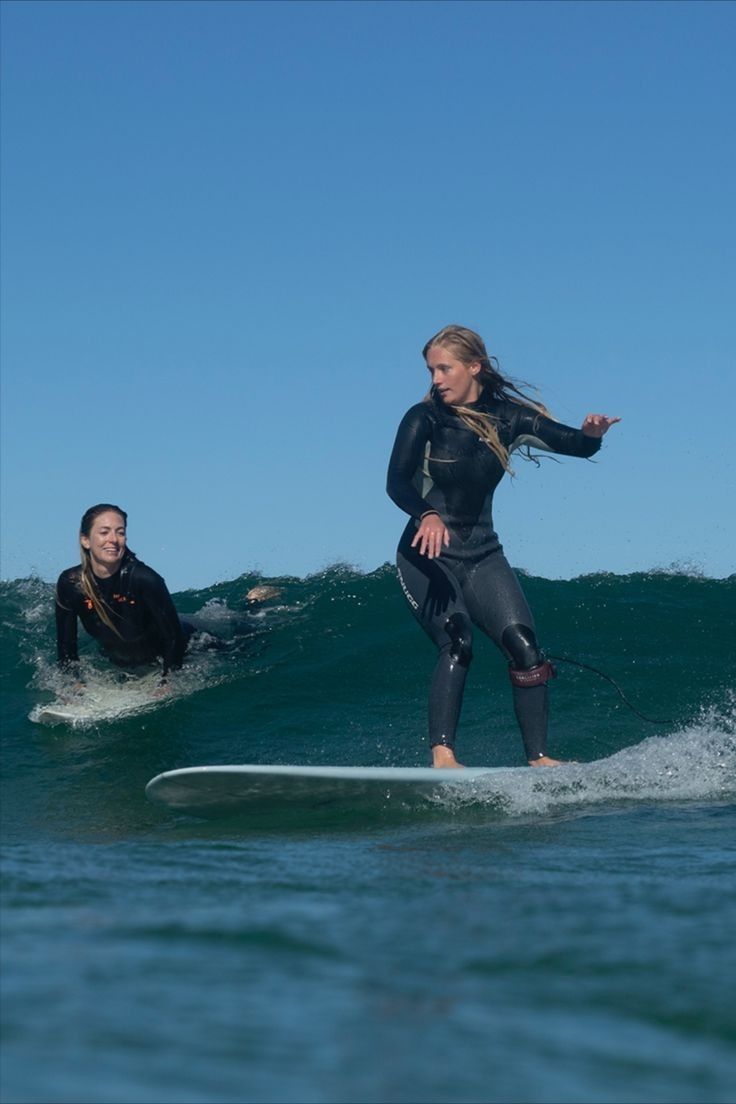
[386,391,601,761]
[55,551,189,677]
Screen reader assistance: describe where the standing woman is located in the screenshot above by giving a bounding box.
[386,325,619,768]
[56,504,189,682]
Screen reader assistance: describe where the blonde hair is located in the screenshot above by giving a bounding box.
[79,503,128,637]
[423,324,550,472]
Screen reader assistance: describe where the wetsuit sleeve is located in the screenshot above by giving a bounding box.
[55,573,79,667]
[134,566,186,677]
[386,404,437,519]
[510,407,602,459]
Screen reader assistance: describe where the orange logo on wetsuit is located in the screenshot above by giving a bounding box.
[112,593,136,605]
[84,594,136,610]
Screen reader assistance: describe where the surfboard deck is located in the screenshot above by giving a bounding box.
[30,681,165,726]
[145,763,514,815]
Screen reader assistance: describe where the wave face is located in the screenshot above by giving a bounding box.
[2,566,734,836]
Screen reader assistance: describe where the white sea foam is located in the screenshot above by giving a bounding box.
[28,670,167,726]
[28,644,229,728]
[434,706,735,817]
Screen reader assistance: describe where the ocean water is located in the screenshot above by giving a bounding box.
[1,566,735,1104]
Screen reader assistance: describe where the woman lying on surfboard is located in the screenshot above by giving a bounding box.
[386,325,620,768]
[55,503,279,685]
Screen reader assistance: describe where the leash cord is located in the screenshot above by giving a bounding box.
[548,655,675,725]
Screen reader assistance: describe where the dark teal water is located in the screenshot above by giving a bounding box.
[2,567,735,1103]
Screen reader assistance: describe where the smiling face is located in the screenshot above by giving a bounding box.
[425,343,483,407]
[80,510,127,577]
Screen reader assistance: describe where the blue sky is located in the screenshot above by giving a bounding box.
[1,0,734,591]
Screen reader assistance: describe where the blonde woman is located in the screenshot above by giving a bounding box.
[55,504,189,681]
[386,325,619,768]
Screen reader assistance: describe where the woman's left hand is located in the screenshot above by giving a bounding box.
[581,414,621,438]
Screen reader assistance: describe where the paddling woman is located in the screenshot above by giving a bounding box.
[55,504,190,682]
[386,325,620,768]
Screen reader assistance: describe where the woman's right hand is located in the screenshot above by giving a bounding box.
[411,513,450,559]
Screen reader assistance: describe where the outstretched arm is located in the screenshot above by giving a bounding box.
[511,407,620,458]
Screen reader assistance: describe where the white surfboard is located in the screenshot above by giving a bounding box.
[30,679,165,726]
[145,763,514,815]
[32,701,102,726]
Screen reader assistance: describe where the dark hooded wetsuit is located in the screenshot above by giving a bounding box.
[386,391,601,761]
[56,551,190,678]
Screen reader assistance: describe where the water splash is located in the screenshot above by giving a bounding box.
[433,706,735,818]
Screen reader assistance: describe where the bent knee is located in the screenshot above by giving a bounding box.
[502,622,543,670]
[444,612,473,668]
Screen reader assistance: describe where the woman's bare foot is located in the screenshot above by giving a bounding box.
[432,745,464,768]
[529,756,565,767]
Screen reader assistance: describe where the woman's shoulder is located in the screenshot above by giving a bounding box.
[403,398,437,419]
[480,393,519,414]
[484,395,540,425]
[56,565,82,589]
[125,555,160,583]
[55,566,83,606]
[124,556,170,595]
[394,400,438,438]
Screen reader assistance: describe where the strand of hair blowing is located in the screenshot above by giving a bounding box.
[78,503,129,638]
[423,324,551,473]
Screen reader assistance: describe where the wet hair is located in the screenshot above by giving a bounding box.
[79,504,130,636]
[422,324,550,471]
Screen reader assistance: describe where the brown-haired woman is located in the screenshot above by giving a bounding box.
[55,504,189,682]
[386,325,620,768]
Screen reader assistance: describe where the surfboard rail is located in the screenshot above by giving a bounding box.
[145,763,513,815]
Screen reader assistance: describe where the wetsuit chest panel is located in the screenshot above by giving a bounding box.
[76,573,163,665]
[420,416,505,528]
